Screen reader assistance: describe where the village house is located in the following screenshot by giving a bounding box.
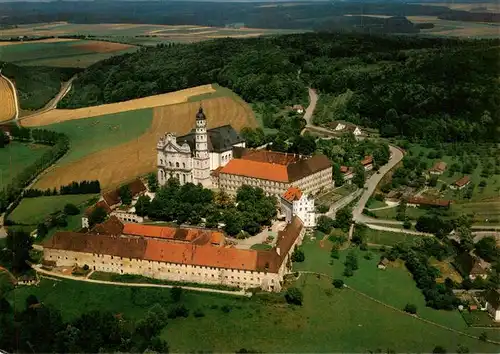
[378,258,390,270]
[330,121,363,137]
[292,105,304,114]
[361,155,373,171]
[484,289,500,321]
[280,186,316,228]
[43,216,306,292]
[454,251,489,281]
[407,197,451,209]
[82,178,147,228]
[215,149,332,197]
[450,175,471,190]
[340,166,354,182]
[429,161,447,175]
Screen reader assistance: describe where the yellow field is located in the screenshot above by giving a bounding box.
[414,2,500,13]
[34,96,257,190]
[0,76,16,122]
[0,38,78,46]
[21,84,215,127]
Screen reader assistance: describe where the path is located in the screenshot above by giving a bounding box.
[297,271,500,345]
[32,265,252,297]
[0,71,19,122]
[302,88,317,128]
[365,223,433,236]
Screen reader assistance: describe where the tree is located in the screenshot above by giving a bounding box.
[135,195,151,217]
[403,303,417,314]
[119,185,132,205]
[5,229,33,273]
[170,286,183,303]
[63,203,80,215]
[316,215,334,234]
[147,172,159,193]
[0,130,9,148]
[479,180,487,188]
[333,207,352,232]
[291,248,305,262]
[25,294,39,309]
[475,237,499,262]
[88,206,107,227]
[456,345,469,353]
[352,164,366,188]
[403,219,412,229]
[37,223,49,239]
[332,279,344,288]
[223,210,243,236]
[432,346,447,354]
[285,287,303,305]
[396,199,407,221]
[332,163,345,187]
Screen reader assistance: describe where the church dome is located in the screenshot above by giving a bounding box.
[196,107,206,120]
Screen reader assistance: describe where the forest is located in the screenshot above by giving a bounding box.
[60,33,500,144]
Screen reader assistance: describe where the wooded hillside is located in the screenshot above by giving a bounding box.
[60,33,500,143]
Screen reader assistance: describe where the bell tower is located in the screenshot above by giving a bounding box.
[193,106,211,186]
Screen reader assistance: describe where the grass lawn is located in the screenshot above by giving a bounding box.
[371,206,428,220]
[42,108,153,165]
[363,228,422,246]
[7,275,499,352]
[0,142,51,189]
[8,194,97,225]
[250,243,273,250]
[366,197,388,209]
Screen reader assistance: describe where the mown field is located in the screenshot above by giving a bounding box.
[0,76,16,122]
[363,227,422,246]
[0,142,50,189]
[0,39,137,68]
[31,86,256,190]
[8,194,96,225]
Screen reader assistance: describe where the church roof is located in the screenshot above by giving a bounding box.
[178,124,244,154]
[196,107,206,120]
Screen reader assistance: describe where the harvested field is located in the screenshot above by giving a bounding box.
[0,38,78,46]
[72,41,133,53]
[0,76,16,122]
[34,96,256,190]
[21,84,215,127]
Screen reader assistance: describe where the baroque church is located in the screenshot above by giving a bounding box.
[157,107,245,187]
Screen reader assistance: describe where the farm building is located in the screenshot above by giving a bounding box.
[329,121,363,136]
[280,186,316,227]
[429,161,447,175]
[157,107,245,188]
[43,216,305,292]
[407,197,451,208]
[453,252,489,280]
[450,176,471,190]
[216,149,332,197]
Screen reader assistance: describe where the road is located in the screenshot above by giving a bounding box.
[353,145,404,223]
[303,88,317,128]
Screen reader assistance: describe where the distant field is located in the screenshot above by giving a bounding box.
[0,23,303,49]
[34,92,256,190]
[21,84,215,127]
[0,76,16,122]
[413,2,500,13]
[9,194,96,225]
[0,39,136,67]
[0,142,50,189]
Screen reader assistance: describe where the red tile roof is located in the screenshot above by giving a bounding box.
[340,166,353,174]
[103,178,146,207]
[431,161,447,172]
[282,186,302,202]
[361,156,373,165]
[91,215,124,235]
[238,149,301,165]
[84,200,112,217]
[454,176,471,187]
[221,159,289,182]
[407,197,451,208]
[122,223,224,245]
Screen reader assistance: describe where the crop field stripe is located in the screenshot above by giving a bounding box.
[0,76,16,122]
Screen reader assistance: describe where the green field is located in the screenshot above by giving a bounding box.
[42,108,153,166]
[0,142,51,189]
[363,227,422,246]
[9,194,96,225]
[250,243,273,250]
[0,40,137,68]
[371,205,428,220]
[6,273,499,352]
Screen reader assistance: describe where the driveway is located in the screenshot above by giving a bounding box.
[232,220,286,249]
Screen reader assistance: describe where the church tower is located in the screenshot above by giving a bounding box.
[193,106,211,187]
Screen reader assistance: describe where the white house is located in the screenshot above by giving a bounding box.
[280,186,316,227]
[157,107,245,188]
[331,121,363,136]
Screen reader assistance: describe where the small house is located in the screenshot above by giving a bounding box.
[361,156,373,171]
[378,258,390,270]
[450,176,471,190]
[330,121,363,136]
[453,252,489,280]
[340,166,354,181]
[292,105,304,114]
[430,161,447,175]
[407,197,451,209]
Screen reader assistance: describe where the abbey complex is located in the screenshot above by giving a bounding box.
[42,109,332,292]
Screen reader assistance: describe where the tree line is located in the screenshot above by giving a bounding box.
[60,33,499,143]
[23,180,100,198]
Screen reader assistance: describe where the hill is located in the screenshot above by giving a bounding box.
[61,33,500,144]
[1,62,80,111]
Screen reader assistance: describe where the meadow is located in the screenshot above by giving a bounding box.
[0,142,50,189]
[32,88,256,190]
[8,194,96,225]
[363,227,421,246]
[0,39,137,68]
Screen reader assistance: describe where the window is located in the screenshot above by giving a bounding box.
[176,162,180,168]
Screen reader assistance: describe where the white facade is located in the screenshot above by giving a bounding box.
[157,133,194,186]
[280,194,316,227]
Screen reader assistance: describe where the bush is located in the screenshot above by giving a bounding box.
[343,268,354,277]
[403,219,412,229]
[221,305,232,313]
[363,252,373,260]
[284,287,303,306]
[193,309,205,318]
[479,332,488,341]
[432,346,447,353]
[63,203,80,215]
[167,304,189,319]
[316,204,329,214]
[170,286,182,303]
[291,248,305,262]
[404,303,417,314]
[332,279,344,288]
